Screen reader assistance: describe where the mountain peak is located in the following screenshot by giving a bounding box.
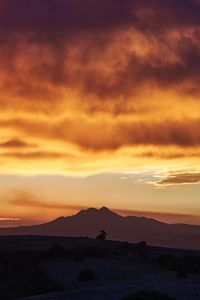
[99,206,111,212]
[76,206,119,217]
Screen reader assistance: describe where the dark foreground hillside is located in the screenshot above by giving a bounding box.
[1,236,200,300]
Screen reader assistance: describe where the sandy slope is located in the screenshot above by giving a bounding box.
[1,236,200,300]
[14,239,200,300]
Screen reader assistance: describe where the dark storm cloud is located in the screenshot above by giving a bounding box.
[0,0,200,34]
[158,171,200,185]
[0,0,200,100]
[0,0,135,34]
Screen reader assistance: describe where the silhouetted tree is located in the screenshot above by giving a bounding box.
[96,230,107,240]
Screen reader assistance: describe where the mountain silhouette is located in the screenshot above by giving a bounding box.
[1,207,200,250]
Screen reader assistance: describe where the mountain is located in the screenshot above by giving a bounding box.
[1,207,200,250]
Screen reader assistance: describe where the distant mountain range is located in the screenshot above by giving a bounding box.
[1,207,200,250]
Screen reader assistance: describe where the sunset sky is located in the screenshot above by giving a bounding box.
[0,0,200,226]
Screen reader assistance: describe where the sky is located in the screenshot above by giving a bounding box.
[0,0,200,227]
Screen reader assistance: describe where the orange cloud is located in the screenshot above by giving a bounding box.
[0,151,67,160]
[0,0,199,174]
[9,191,86,211]
[1,117,200,150]
[0,139,34,148]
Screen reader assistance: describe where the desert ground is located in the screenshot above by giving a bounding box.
[1,236,200,299]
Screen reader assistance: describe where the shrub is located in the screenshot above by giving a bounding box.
[78,268,96,281]
[73,253,85,262]
[176,270,187,279]
[122,290,175,300]
[49,243,66,257]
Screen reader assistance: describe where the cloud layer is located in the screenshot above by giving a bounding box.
[0,0,199,173]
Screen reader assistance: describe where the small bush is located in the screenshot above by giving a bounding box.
[49,243,66,257]
[73,253,85,262]
[122,290,175,300]
[78,268,96,281]
[176,270,187,279]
